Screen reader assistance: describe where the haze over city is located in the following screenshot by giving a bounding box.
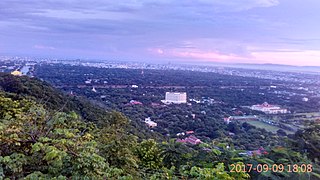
[1,0,320,66]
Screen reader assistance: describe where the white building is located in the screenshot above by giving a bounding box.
[92,87,97,93]
[145,117,157,128]
[250,102,287,114]
[162,92,187,104]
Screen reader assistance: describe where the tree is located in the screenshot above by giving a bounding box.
[159,139,191,168]
[276,129,287,136]
[0,95,131,179]
[96,111,139,176]
[182,163,249,180]
[134,139,163,170]
[293,125,320,163]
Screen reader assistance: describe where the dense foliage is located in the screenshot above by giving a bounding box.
[1,73,320,179]
[0,72,160,140]
[0,89,248,179]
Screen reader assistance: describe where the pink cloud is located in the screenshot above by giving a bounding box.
[148,47,249,62]
[157,49,164,54]
[172,50,246,61]
[148,46,320,66]
[147,48,165,55]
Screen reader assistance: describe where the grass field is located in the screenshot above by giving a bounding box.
[245,120,294,134]
[265,112,320,121]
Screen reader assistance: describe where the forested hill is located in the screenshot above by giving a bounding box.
[0,73,159,140]
[0,72,118,123]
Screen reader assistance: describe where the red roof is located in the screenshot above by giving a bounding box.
[185,135,201,145]
[186,131,194,134]
[176,139,186,143]
[255,102,277,108]
[176,135,201,145]
[130,100,143,105]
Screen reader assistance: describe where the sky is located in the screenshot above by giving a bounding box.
[1,0,320,66]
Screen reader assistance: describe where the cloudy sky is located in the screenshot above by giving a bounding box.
[1,0,320,65]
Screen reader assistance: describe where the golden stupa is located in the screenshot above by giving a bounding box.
[11,70,22,76]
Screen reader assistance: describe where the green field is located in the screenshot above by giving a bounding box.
[245,120,294,134]
[265,112,320,121]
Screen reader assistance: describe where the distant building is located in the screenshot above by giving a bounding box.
[186,131,194,134]
[124,100,143,106]
[224,117,230,124]
[100,95,107,101]
[177,135,201,145]
[176,132,185,136]
[201,97,215,105]
[230,116,258,121]
[224,116,258,124]
[145,117,157,128]
[92,87,97,92]
[189,98,201,103]
[250,102,287,114]
[151,102,161,107]
[241,147,268,157]
[162,92,187,104]
[130,100,143,105]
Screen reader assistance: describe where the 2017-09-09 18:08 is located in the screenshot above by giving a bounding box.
[230,163,313,173]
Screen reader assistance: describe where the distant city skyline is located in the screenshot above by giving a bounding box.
[1,0,320,66]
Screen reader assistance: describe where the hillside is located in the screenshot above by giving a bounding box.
[0,72,121,122]
[0,73,159,140]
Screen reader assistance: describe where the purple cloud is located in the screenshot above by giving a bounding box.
[0,0,320,65]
